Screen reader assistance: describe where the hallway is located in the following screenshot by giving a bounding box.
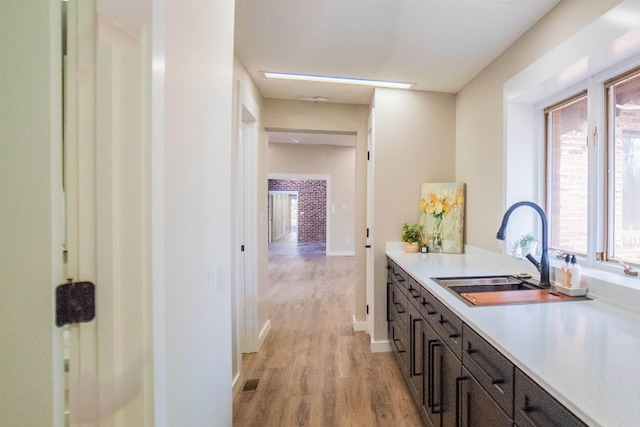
[232,235,422,426]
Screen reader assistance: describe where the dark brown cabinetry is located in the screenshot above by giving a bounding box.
[514,368,586,427]
[462,325,514,418]
[457,367,512,427]
[387,257,586,427]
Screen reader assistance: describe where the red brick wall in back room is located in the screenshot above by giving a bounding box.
[268,179,327,243]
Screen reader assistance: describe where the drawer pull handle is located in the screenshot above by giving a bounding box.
[438,318,460,338]
[464,345,505,387]
[518,396,543,426]
[393,337,405,353]
[411,318,423,376]
[394,302,406,314]
[421,299,436,314]
[428,340,442,414]
[455,376,469,427]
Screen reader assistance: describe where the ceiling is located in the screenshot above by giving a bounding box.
[234,0,562,106]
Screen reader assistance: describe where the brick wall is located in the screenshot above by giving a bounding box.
[268,179,326,243]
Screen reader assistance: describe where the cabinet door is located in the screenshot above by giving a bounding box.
[437,333,462,427]
[421,320,462,427]
[387,281,393,322]
[422,321,441,427]
[457,367,512,427]
[514,369,586,427]
[409,303,424,405]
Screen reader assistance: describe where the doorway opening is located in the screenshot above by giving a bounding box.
[268,179,327,257]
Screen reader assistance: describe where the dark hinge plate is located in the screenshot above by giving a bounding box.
[56,280,95,327]
[366,304,369,314]
[241,245,245,252]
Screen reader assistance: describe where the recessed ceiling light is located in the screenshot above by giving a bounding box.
[263,72,413,90]
[301,96,329,103]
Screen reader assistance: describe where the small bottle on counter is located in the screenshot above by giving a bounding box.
[561,254,571,287]
[570,255,581,289]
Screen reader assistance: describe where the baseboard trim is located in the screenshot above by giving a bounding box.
[370,339,391,353]
[326,251,355,257]
[352,315,367,332]
[258,318,271,350]
[232,372,242,396]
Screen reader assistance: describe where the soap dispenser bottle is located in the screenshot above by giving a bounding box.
[570,255,581,289]
[561,254,571,287]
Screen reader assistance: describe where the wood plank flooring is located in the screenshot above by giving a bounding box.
[232,242,423,426]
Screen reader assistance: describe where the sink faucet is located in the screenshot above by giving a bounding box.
[496,201,550,288]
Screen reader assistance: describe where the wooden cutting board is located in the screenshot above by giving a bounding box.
[460,289,573,306]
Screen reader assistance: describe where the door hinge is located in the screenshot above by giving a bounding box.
[366,228,369,238]
[241,245,245,252]
[366,304,369,315]
[55,279,95,327]
[367,150,370,161]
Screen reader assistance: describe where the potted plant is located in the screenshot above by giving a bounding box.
[511,233,537,258]
[402,222,423,253]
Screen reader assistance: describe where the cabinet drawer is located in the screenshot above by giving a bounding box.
[389,259,409,291]
[462,325,514,418]
[390,318,410,375]
[426,293,463,359]
[406,276,422,310]
[391,285,409,330]
[514,368,586,427]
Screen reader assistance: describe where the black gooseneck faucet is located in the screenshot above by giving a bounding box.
[496,201,550,288]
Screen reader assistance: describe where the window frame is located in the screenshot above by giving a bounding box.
[604,66,640,266]
[543,91,589,257]
[539,65,640,268]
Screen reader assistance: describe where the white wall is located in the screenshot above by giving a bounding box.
[371,88,456,344]
[268,143,356,255]
[0,2,64,425]
[159,1,234,425]
[456,0,622,252]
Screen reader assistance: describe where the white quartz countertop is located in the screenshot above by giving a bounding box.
[386,245,640,427]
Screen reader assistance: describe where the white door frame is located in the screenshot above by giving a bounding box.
[366,110,375,336]
[234,82,261,363]
[268,190,299,241]
[268,173,331,255]
[64,2,153,424]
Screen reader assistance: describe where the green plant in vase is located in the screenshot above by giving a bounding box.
[511,233,537,258]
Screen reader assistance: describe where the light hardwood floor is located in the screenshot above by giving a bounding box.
[232,241,423,426]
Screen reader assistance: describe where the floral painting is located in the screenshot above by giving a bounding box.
[420,183,465,253]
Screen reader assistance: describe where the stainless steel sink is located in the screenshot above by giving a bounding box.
[433,275,541,295]
[432,275,589,306]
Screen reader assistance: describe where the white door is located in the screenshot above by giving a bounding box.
[233,81,261,392]
[63,1,152,425]
[0,2,66,425]
[366,110,375,334]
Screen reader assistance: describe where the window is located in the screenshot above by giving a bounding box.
[545,93,589,255]
[544,68,640,266]
[607,70,640,263]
